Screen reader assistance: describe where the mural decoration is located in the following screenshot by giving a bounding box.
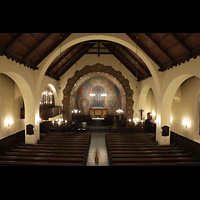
[63,63,134,121]
[107,97,120,114]
[91,86,105,108]
[74,77,123,116]
[78,97,90,115]
[114,85,120,96]
[77,86,84,96]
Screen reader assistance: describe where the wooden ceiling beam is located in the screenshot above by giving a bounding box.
[171,33,193,56]
[50,43,89,75]
[3,33,24,52]
[126,33,164,70]
[103,42,144,80]
[34,33,71,67]
[47,43,79,73]
[119,44,150,75]
[86,52,112,55]
[53,43,95,79]
[144,33,175,67]
[22,33,53,62]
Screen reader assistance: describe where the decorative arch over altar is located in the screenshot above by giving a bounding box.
[62,63,134,122]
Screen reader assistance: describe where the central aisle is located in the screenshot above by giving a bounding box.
[86,132,110,166]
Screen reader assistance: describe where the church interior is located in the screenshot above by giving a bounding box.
[1,33,200,166]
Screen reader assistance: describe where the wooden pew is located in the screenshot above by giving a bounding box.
[9,148,86,154]
[113,162,200,166]
[0,160,83,166]
[0,155,85,164]
[0,132,91,166]
[106,133,200,166]
[5,151,86,158]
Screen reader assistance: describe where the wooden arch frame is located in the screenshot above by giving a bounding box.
[62,63,134,121]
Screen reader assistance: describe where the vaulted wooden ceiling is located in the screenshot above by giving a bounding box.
[0,33,200,81]
[0,33,71,69]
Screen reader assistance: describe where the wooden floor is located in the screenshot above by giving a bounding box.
[106,133,200,166]
[0,132,91,166]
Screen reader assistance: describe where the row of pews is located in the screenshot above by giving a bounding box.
[0,132,91,166]
[106,133,200,166]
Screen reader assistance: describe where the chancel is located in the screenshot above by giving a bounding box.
[1,33,200,166]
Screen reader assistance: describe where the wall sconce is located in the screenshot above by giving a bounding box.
[170,115,173,123]
[150,111,156,117]
[35,116,42,124]
[4,117,14,127]
[182,119,191,128]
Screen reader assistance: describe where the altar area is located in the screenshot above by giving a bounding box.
[89,108,107,118]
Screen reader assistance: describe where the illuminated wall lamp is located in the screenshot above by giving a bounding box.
[150,111,156,117]
[182,119,191,128]
[155,116,161,126]
[35,117,42,124]
[4,117,14,127]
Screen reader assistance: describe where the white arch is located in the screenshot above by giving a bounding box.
[1,71,38,143]
[3,71,35,124]
[0,57,35,125]
[138,84,157,120]
[161,74,193,126]
[194,89,200,140]
[36,33,161,98]
[0,56,38,143]
[160,57,200,127]
[39,83,58,106]
[138,85,151,110]
[156,57,200,144]
[48,84,58,105]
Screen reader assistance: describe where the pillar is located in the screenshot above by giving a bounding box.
[24,101,40,144]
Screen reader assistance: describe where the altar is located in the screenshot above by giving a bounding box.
[89,108,107,118]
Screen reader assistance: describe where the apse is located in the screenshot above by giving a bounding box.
[70,72,126,116]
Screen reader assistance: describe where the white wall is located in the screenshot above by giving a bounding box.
[171,76,200,141]
[0,74,25,139]
[143,88,156,120]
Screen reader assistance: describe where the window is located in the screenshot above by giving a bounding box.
[91,86,105,108]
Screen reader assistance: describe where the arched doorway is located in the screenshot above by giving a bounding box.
[63,63,134,122]
[0,71,37,143]
[0,73,25,138]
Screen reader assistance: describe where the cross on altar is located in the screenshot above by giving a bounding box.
[139,109,144,120]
